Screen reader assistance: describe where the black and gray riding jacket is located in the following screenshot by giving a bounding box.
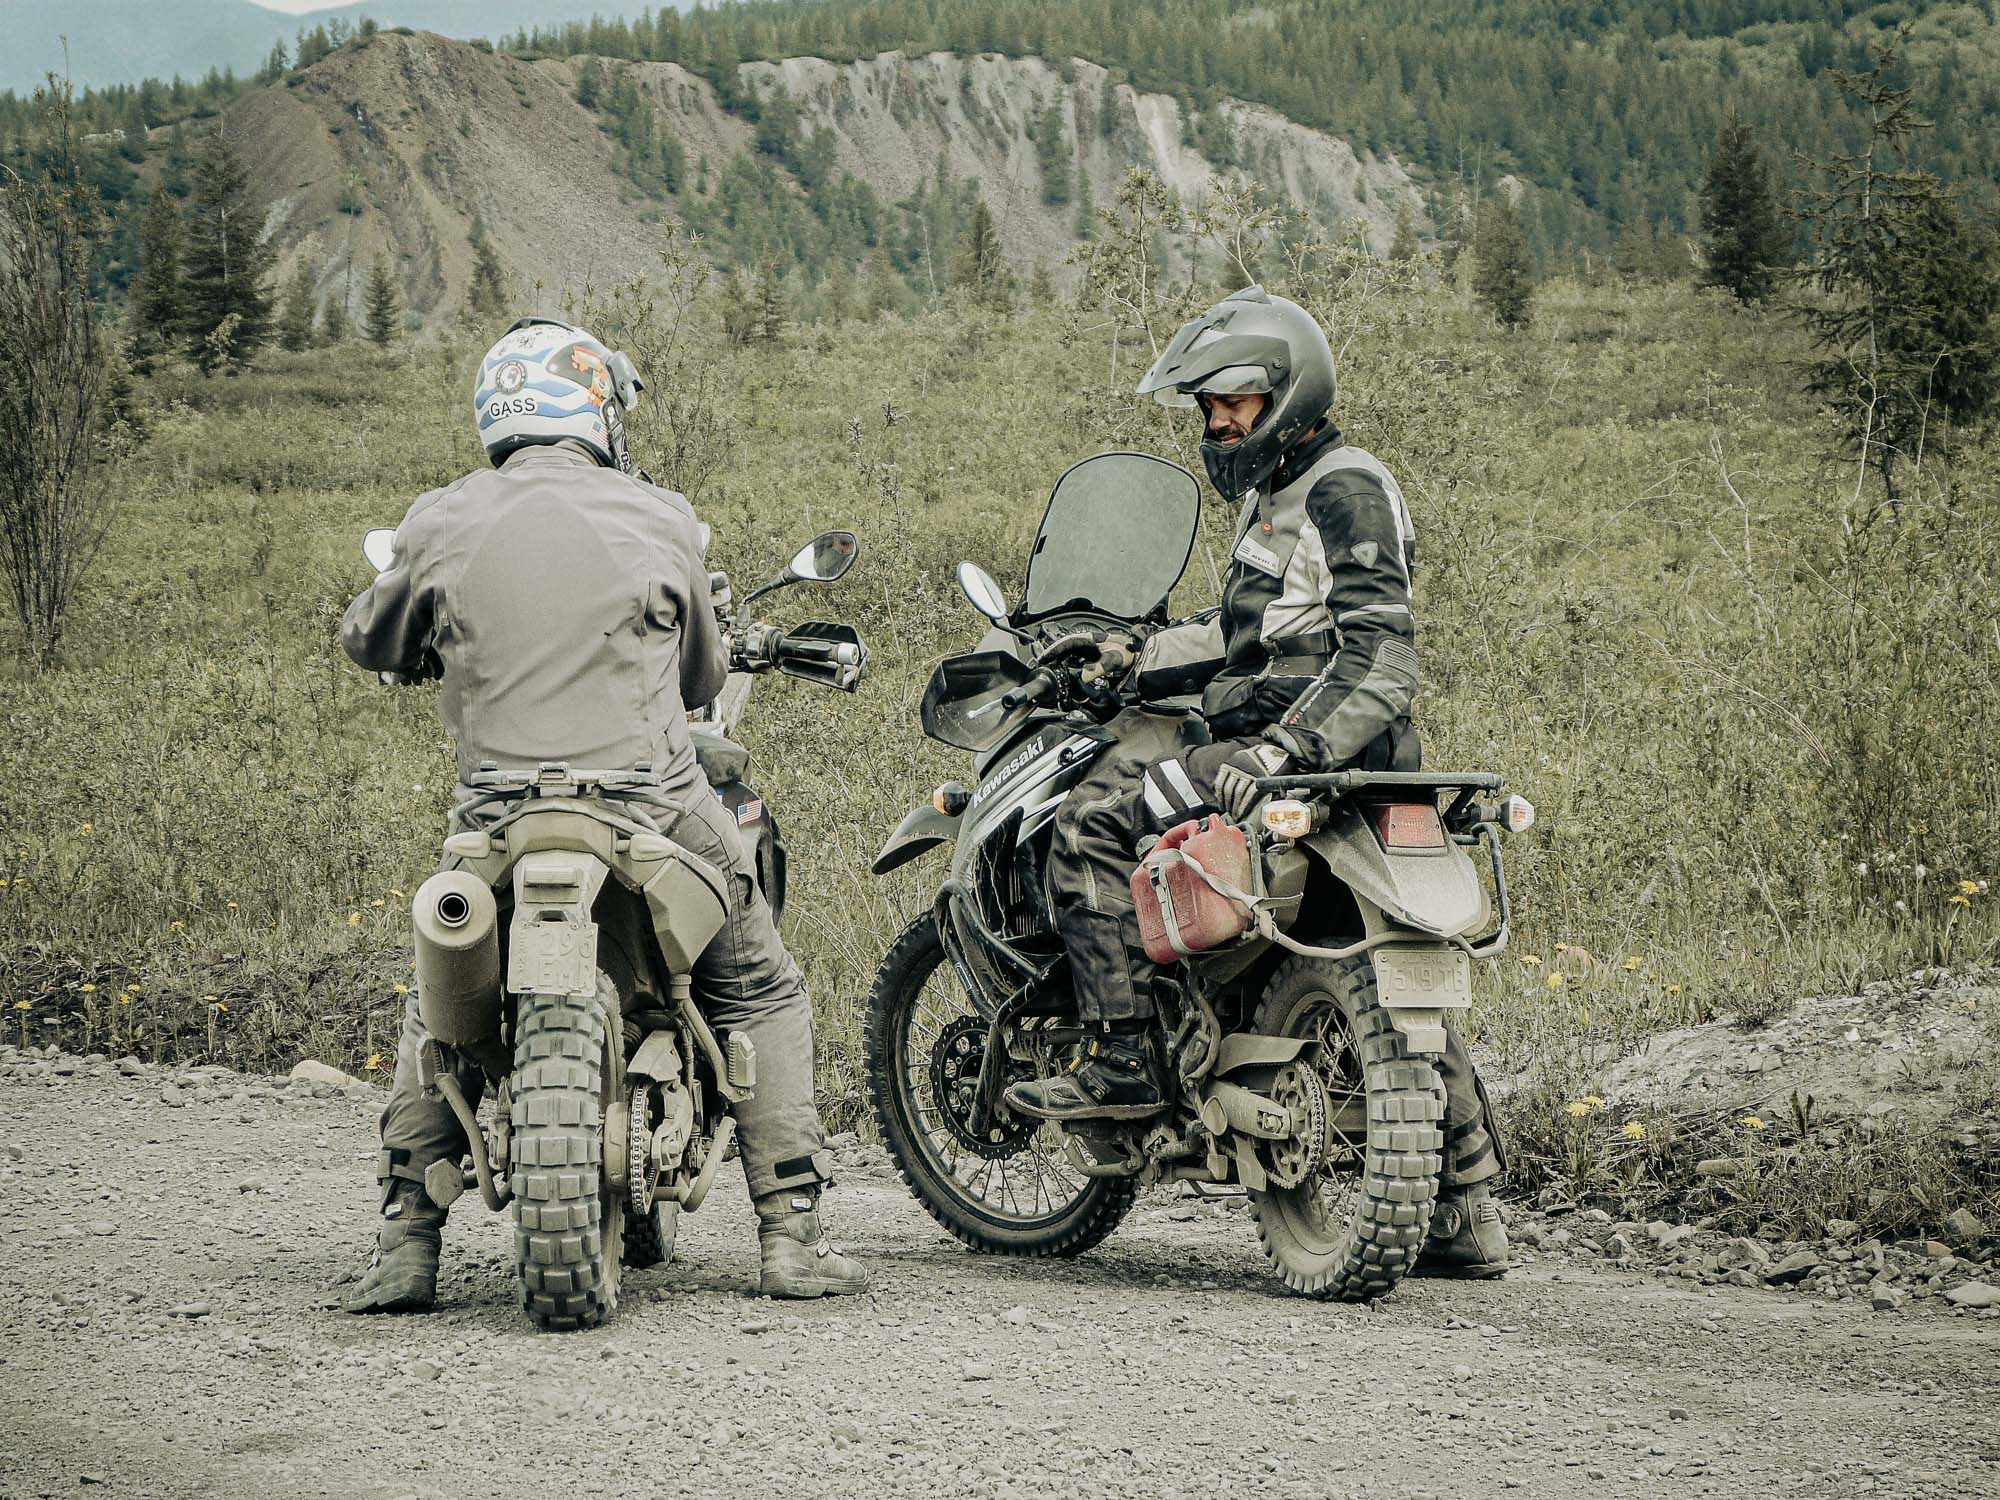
[1140,425,1419,770]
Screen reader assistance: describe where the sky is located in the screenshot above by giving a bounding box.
[249,2,343,12]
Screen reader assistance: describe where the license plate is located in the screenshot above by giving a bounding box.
[1371,945,1472,1009]
[507,921,600,998]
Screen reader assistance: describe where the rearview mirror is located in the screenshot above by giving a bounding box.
[787,530,859,584]
[361,528,397,572]
[957,562,1009,624]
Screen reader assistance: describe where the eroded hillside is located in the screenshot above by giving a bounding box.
[223,31,1423,323]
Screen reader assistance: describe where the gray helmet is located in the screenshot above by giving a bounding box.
[1136,286,1335,501]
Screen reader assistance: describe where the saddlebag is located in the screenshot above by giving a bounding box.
[1132,818,1255,964]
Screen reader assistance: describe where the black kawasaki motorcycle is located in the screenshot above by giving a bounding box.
[862,453,1532,1300]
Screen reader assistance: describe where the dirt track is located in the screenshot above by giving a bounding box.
[2,1063,1996,1500]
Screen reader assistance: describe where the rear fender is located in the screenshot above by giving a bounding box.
[507,850,611,999]
[1302,803,1489,939]
[871,801,961,876]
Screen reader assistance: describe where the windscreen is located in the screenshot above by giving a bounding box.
[1021,453,1199,621]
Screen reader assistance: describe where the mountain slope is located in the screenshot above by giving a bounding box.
[3,0,675,93]
[222,31,1422,326]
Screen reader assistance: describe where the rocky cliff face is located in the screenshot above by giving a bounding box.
[225,32,1424,323]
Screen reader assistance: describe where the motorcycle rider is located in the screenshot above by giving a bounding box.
[338,316,867,1310]
[1008,286,1508,1277]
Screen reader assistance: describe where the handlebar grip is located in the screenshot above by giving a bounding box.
[1000,668,1059,711]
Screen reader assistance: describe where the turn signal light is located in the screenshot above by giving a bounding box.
[1377,803,1446,850]
[1498,794,1536,834]
[1261,799,1316,840]
[932,782,971,817]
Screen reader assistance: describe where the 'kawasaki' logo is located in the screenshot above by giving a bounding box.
[972,736,1050,807]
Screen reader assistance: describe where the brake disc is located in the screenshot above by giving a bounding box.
[1262,1059,1329,1191]
[628,1082,657,1216]
[929,1015,1035,1159]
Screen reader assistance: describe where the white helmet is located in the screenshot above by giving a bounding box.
[474,317,645,472]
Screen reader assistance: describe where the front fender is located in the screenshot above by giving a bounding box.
[870,802,961,876]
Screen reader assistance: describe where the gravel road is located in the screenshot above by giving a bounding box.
[2,1061,1996,1500]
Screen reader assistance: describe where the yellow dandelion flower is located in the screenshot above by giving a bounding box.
[80,822,93,834]
[203,994,218,1003]
[1520,954,1542,967]
[365,1052,383,1071]
[1622,956,1642,972]
[1621,1120,1646,1140]
[1545,972,1566,989]
[1565,1101,1592,1117]
[125,983,141,994]
[1665,983,1682,996]
[118,994,131,1006]
[168,920,184,932]
[347,912,362,927]
[0,879,9,889]
[388,889,406,900]
[392,982,410,995]
[1950,894,1972,908]
[1582,1094,1604,1107]
[12,1000,30,1011]
[1554,942,1568,953]
[80,983,96,994]
[370,898,385,908]
[1960,880,1981,896]
[226,901,239,911]
[1740,1116,1766,1130]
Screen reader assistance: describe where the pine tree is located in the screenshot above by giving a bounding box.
[466,214,509,322]
[278,260,317,352]
[127,190,185,367]
[1699,114,1788,304]
[1036,100,1072,206]
[363,256,401,345]
[752,262,786,342]
[1793,31,1998,503]
[953,198,1009,308]
[320,293,349,344]
[180,128,273,371]
[1389,200,1419,262]
[1072,168,1096,240]
[1471,192,1534,330]
[862,255,907,319]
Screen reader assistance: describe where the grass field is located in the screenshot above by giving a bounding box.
[3,260,1996,1224]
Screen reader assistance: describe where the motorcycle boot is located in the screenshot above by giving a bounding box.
[1004,1019,1168,1122]
[756,1189,869,1299]
[344,1180,448,1313]
[1412,1182,1510,1279]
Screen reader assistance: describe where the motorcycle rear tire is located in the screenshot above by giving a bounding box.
[624,1202,680,1269]
[510,978,624,1330]
[1250,953,1444,1300]
[865,913,1136,1257]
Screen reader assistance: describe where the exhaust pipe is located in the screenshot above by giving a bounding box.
[412,871,501,1045]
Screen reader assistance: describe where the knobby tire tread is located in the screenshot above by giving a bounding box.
[510,983,618,1330]
[1250,952,1444,1301]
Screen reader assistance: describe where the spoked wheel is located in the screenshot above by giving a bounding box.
[864,914,1136,1256]
[1250,954,1444,1300]
[510,975,624,1330]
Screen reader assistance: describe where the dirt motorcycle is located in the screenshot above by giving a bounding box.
[862,453,1533,1300]
[358,525,867,1330]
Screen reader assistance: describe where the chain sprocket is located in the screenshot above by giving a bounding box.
[628,1082,657,1216]
[929,1015,1035,1159]
[1262,1058,1330,1190]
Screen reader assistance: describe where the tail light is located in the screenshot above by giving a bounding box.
[1376,802,1446,850]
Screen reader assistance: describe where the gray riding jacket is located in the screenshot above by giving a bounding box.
[1142,426,1419,769]
[340,443,726,804]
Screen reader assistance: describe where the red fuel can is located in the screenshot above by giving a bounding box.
[1132,817,1255,964]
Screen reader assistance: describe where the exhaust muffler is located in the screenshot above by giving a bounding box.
[412,871,501,1045]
